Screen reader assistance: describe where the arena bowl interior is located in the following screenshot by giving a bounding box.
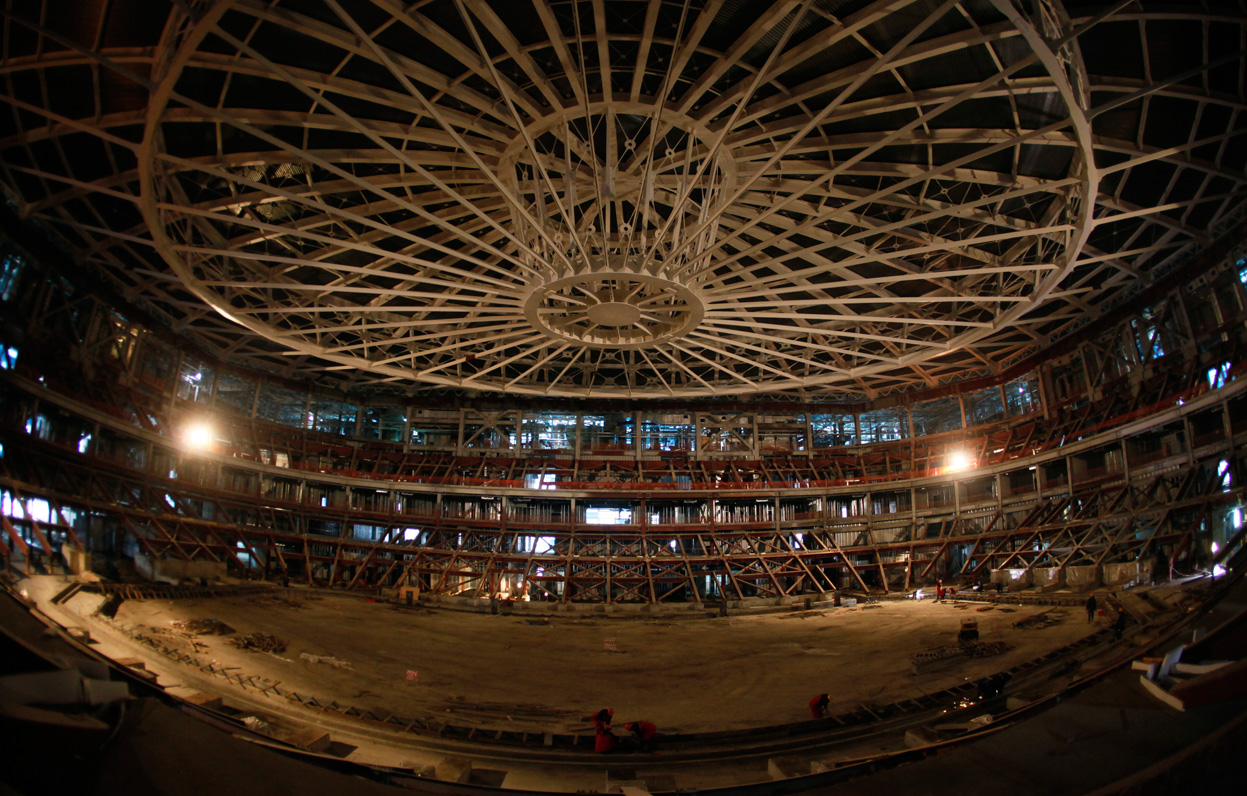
[1,1,1247,794]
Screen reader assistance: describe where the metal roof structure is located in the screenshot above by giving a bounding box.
[1,0,1244,400]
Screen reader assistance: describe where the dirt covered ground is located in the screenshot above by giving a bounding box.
[55,586,1099,735]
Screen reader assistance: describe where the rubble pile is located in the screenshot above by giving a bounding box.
[172,618,235,636]
[912,645,966,666]
[1013,609,1065,630]
[139,624,207,652]
[961,641,1011,658]
[299,652,352,669]
[911,641,1013,673]
[230,632,288,654]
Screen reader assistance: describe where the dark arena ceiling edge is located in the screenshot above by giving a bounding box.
[1,0,1245,401]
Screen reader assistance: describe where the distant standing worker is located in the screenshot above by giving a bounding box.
[809,692,831,718]
[624,720,658,752]
[1113,609,1127,639]
[1085,594,1098,623]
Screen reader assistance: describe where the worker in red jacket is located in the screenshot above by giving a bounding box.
[623,720,658,752]
[809,692,831,718]
[594,726,617,753]
[591,707,614,731]
[591,707,616,753]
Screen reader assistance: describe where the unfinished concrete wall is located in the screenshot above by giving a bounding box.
[1065,565,1100,591]
[991,568,1032,591]
[1103,561,1142,587]
[135,554,226,584]
[61,544,91,576]
[1033,567,1062,591]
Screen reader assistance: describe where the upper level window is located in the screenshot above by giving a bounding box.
[1207,362,1232,389]
[0,253,24,302]
[811,413,855,447]
[910,397,959,436]
[966,387,1005,425]
[1004,375,1041,416]
[859,408,906,443]
[585,507,632,524]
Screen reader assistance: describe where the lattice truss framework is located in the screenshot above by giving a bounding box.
[1,0,1245,399]
[0,432,1239,599]
[2,254,1245,601]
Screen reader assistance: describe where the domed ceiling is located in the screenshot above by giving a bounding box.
[1,0,1244,399]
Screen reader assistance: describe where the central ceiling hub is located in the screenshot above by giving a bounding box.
[587,301,642,327]
[523,260,705,350]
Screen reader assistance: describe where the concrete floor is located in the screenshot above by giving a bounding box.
[18,576,1124,791]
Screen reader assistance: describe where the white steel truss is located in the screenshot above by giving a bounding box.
[0,1,1244,399]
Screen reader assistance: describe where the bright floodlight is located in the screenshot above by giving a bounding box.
[947,450,974,472]
[183,421,214,450]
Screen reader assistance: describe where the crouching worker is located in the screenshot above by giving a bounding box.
[591,707,614,732]
[591,707,617,753]
[624,720,658,752]
[809,692,832,718]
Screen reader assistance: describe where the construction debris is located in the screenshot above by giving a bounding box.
[442,695,578,722]
[299,652,352,669]
[1013,609,1065,630]
[242,715,272,735]
[911,641,1012,673]
[961,641,1011,658]
[138,624,209,652]
[172,618,235,636]
[911,645,966,673]
[252,594,309,609]
[231,632,288,654]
